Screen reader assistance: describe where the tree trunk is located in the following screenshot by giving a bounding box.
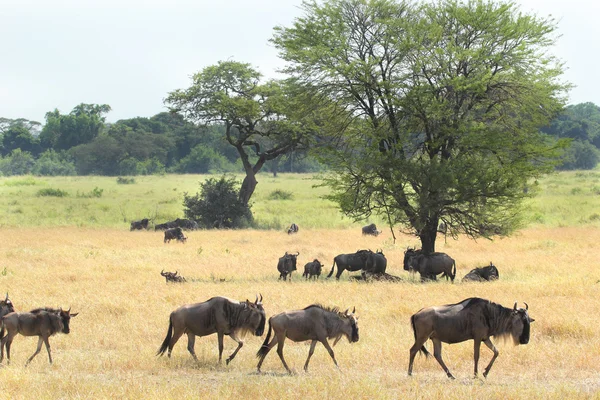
[419,221,438,254]
[239,172,258,207]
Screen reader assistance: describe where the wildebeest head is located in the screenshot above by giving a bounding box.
[57,307,79,334]
[285,252,299,271]
[403,248,421,271]
[341,307,359,343]
[511,302,534,345]
[1,292,15,317]
[244,294,266,336]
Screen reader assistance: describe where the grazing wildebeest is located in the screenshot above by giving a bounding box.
[361,223,381,237]
[277,252,299,281]
[256,304,359,373]
[130,218,149,231]
[462,262,500,282]
[160,269,187,283]
[0,307,78,365]
[327,250,370,280]
[154,222,171,231]
[157,295,266,364]
[408,297,534,379]
[164,227,187,243]
[408,252,456,282]
[360,249,387,274]
[302,259,324,280]
[287,223,299,235]
[0,293,15,319]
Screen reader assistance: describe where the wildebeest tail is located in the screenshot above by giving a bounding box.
[410,314,430,358]
[0,319,4,340]
[451,260,456,282]
[256,318,273,358]
[156,316,173,356]
[327,259,336,278]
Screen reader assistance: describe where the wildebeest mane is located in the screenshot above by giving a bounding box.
[30,307,61,314]
[221,299,263,337]
[303,304,340,314]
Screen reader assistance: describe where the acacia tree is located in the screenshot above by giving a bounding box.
[165,61,310,206]
[273,0,569,253]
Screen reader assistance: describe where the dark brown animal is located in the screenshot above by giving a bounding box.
[277,252,299,281]
[160,269,187,283]
[327,250,370,280]
[302,259,324,280]
[408,297,534,379]
[130,218,149,231]
[164,227,187,243]
[361,223,381,236]
[407,252,456,282]
[0,307,78,365]
[287,223,299,235]
[360,249,387,274]
[157,295,266,365]
[256,304,359,373]
[462,263,500,282]
[0,293,14,319]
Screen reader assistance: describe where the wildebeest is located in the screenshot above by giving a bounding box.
[256,304,359,373]
[302,259,324,280]
[407,252,456,282]
[327,250,370,280]
[155,218,199,231]
[0,307,78,365]
[160,269,187,283]
[164,227,187,243]
[287,223,299,235]
[403,248,422,271]
[408,297,534,379]
[462,262,500,282]
[0,293,15,319]
[277,252,299,281]
[157,295,266,365]
[361,249,387,274]
[130,218,149,231]
[361,223,381,237]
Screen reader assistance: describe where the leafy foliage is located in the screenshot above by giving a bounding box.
[37,188,68,197]
[183,175,252,229]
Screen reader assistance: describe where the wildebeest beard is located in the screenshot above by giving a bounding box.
[222,302,265,337]
[519,318,531,344]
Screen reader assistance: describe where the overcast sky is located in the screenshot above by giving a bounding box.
[1,0,598,124]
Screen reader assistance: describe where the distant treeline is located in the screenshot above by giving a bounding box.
[0,101,598,176]
[0,106,323,176]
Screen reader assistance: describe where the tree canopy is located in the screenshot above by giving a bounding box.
[273,0,570,252]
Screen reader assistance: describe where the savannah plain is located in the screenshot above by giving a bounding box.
[0,172,599,399]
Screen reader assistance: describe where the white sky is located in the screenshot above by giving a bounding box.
[1,0,598,124]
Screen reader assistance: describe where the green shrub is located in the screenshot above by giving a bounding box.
[37,188,68,197]
[268,189,294,200]
[116,177,136,184]
[77,187,103,198]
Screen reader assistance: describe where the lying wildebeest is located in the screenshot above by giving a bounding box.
[287,223,299,235]
[0,293,15,319]
[256,304,359,373]
[302,259,324,280]
[0,307,78,365]
[160,269,187,283]
[130,218,149,231]
[154,222,172,231]
[164,227,187,243]
[408,297,534,379]
[155,218,199,231]
[327,250,370,280]
[278,251,299,281]
[407,252,456,282]
[360,249,387,274]
[462,262,499,282]
[361,223,381,237]
[157,295,266,365]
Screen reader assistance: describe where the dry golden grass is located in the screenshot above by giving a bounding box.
[0,227,599,399]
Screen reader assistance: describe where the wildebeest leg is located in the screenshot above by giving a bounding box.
[225,332,243,365]
[168,326,185,358]
[44,336,52,364]
[335,268,344,280]
[432,338,454,379]
[303,340,317,372]
[256,336,278,372]
[408,337,429,376]
[473,339,481,377]
[482,338,500,378]
[25,337,44,366]
[320,339,339,369]
[275,332,292,373]
[186,333,198,361]
[217,332,225,362]
[2,332,16,364]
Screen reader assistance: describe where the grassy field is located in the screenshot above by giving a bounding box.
[0,172,599,399]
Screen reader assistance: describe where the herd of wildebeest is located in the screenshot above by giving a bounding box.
[0,220,534,380]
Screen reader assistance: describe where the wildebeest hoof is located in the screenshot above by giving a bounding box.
[447,373,455,380]
[226,358,232,365]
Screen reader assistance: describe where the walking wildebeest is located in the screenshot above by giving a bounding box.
[361,223,381,236]
[302,259,324,280]
[360,249,387,274]
[277,252,299,281]
[160,269,187,283]
[130,218,149,231]
[157,295,266,365]
[0,293,14,319]
[407,252,456,282]
[0,307,78,365]
[164,227,187,243]
[256,304,359,373]
[408,297,534,379]
[462,262,500,282]
[327,250,370,280]
[287,223,299,235]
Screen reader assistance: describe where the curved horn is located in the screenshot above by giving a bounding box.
[513,302,518,311]
[295,251,300,256]
[352,306,356,314]
[259,293,263,303]
[67,306,71,313]
[344,308,349,315]
[524,302,529,311]
[255,294,258,304]
[5,292,8,301]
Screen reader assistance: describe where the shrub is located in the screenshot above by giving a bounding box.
[268,189,294,200]
[77,187,103,198]
[37,188,68,197]
[183,175,252,229]
[117,177,136,184]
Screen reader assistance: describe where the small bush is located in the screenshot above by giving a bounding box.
[117,177,136,184]
[268,189,294,200]
[37,188,68,197]
[77,187,104,198]
[570,187,583,195]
